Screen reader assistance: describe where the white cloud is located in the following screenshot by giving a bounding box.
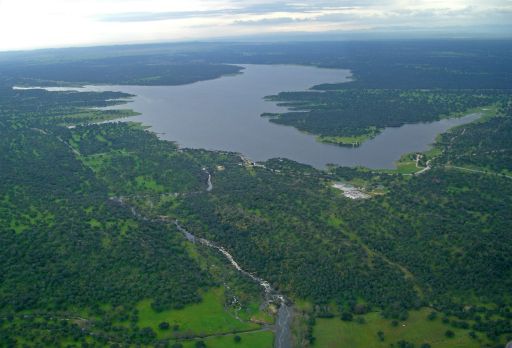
[0,0,510,51]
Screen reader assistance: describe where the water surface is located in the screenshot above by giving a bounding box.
[50,65,479,169]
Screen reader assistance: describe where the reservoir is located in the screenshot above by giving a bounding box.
[44,64,479,169]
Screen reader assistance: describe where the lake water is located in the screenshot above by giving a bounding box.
[44,64,480,169]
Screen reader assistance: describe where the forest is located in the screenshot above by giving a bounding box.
[0,55,242,87]
[182,40,512,89]
[0,87,215,346]
[0,80,272,347]
[435,101,512,174]
[264,89,510,145]
[3,40,512,89]
[1,40,512,347]
[53,100,512,346]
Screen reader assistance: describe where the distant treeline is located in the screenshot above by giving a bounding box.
[1,40,512,89]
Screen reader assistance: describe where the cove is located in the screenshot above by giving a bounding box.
[59,64,479,169]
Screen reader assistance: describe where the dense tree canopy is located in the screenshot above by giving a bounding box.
[1,40,511,346]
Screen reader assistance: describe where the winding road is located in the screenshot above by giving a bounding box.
[446,165,512,180]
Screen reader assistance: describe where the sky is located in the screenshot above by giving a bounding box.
[0,0,511,51]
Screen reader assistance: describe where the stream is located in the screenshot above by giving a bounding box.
[204,168,213,192]
[110,169,292,348]
[174,221,292,348]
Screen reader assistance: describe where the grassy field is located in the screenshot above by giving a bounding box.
[179,330,273,348]
[317,127,379,146]
[395,159,421,174]
[313,308,486,348]
[136,287,260,339]
[55,108,139,126]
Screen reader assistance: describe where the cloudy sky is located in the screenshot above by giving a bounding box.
[0,0,511,51]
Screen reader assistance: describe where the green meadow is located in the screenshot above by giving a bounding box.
[180,330,273,348]
[136,287,260,339]
[313,308,485,348]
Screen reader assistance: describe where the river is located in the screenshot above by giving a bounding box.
[176,220,292,348]
[111,171,293,348]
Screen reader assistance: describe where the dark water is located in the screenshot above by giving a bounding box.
[275,304,292,348]
[73,65,479,169]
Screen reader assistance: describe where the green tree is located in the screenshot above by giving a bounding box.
[445,330,455,338]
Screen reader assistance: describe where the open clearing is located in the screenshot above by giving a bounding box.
[313,308,485,348]
[136,287,260,339]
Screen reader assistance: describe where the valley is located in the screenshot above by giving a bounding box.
[1,40,511,348]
